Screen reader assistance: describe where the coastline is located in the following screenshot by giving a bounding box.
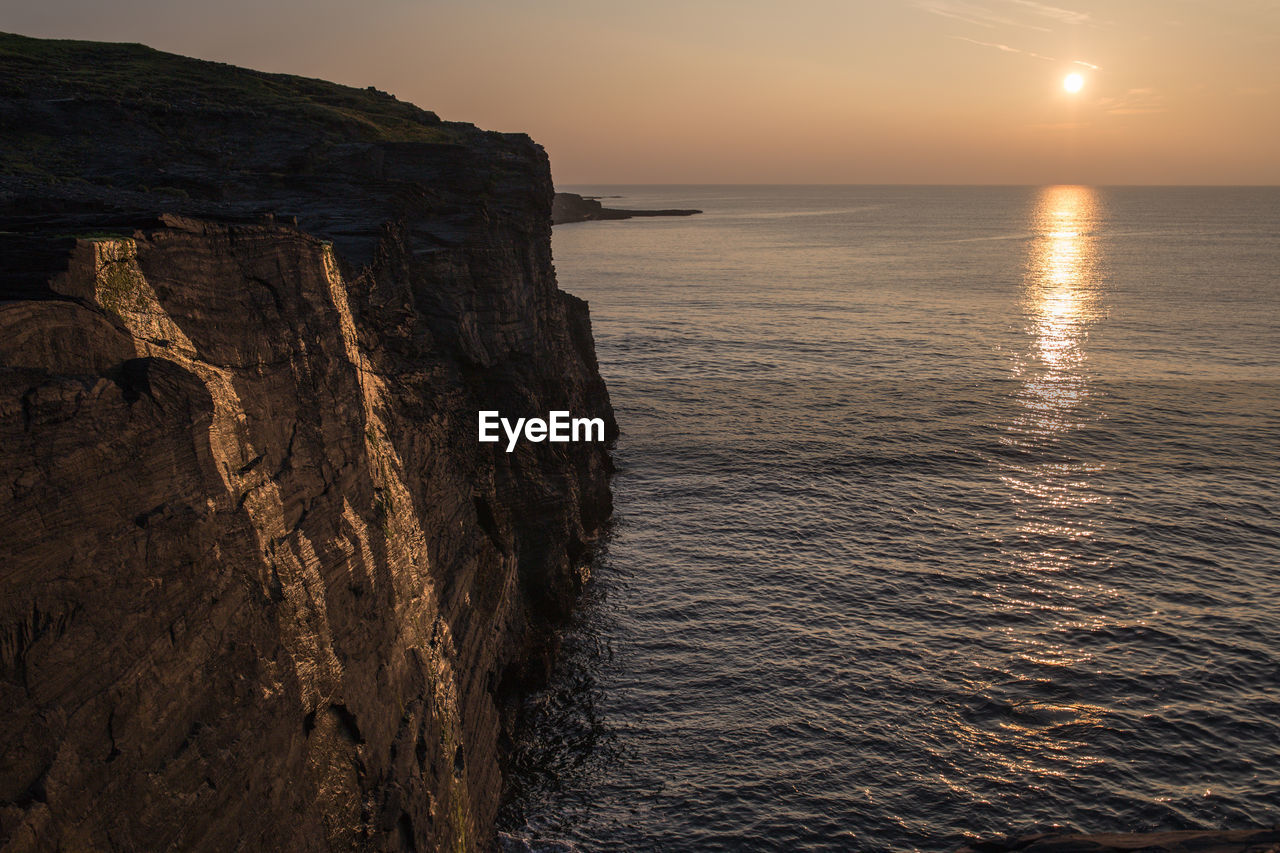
[2,29,1276,850]
[551,191,702,225]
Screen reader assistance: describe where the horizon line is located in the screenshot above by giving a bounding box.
[556,182,1280,188]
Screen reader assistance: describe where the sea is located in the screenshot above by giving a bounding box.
[498,186,1280,852]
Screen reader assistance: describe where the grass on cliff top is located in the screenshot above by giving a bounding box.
[0,31,460,145]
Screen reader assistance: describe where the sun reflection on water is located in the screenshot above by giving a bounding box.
[1017,185,1104,433]
[962,186,1115,779]
[1005,185,1110,575]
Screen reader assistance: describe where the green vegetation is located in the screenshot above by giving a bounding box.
[0,31,453,141]
[0,31,467,179]
[449,788,468,853]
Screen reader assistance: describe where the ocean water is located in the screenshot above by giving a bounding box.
[499,186,1280,851]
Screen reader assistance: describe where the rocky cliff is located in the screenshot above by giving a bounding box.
[0,33,615,851]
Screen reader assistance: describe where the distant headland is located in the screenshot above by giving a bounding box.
[551,191,702,225]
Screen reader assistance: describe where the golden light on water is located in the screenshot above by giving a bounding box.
[1002,184,1110,679]
[967,186,1113,778]
[1019,185,1102,429]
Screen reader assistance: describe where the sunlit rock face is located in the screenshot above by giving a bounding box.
[0,34,614,852]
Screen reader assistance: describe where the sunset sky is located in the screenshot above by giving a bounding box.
[5,0,1278,184]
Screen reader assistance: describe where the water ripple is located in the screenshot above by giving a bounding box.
[500,187,1280,852]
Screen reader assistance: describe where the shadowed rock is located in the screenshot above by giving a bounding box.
[552,191,701,225]
[0,31,614,852]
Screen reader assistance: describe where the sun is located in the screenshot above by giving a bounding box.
[1063,73,1084,93]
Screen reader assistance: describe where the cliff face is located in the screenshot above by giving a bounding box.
[0,33,614,851]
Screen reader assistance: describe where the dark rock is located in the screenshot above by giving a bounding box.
[0,31,614,852]
[551,191,701,225]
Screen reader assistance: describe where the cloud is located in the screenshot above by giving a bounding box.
[914,0,1051,32]
[949,35,1058,61]
[1004,0,1093,26]
[1096,88,1166,115]
[950,35,1102,70]
[914,0,1095,31]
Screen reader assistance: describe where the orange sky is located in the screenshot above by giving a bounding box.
[6,0,1279,184]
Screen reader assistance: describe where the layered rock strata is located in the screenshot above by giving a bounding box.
[0,32,614,851]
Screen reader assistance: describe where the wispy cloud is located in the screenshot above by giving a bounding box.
[915,0,1095,32]
[950,35,1057,61]
[1004,0,1093,27]
[1097,88,1166,115]
[915,0,1051,32]
[950,35,1102,70]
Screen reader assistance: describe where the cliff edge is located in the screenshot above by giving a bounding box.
[0,32,615,851]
